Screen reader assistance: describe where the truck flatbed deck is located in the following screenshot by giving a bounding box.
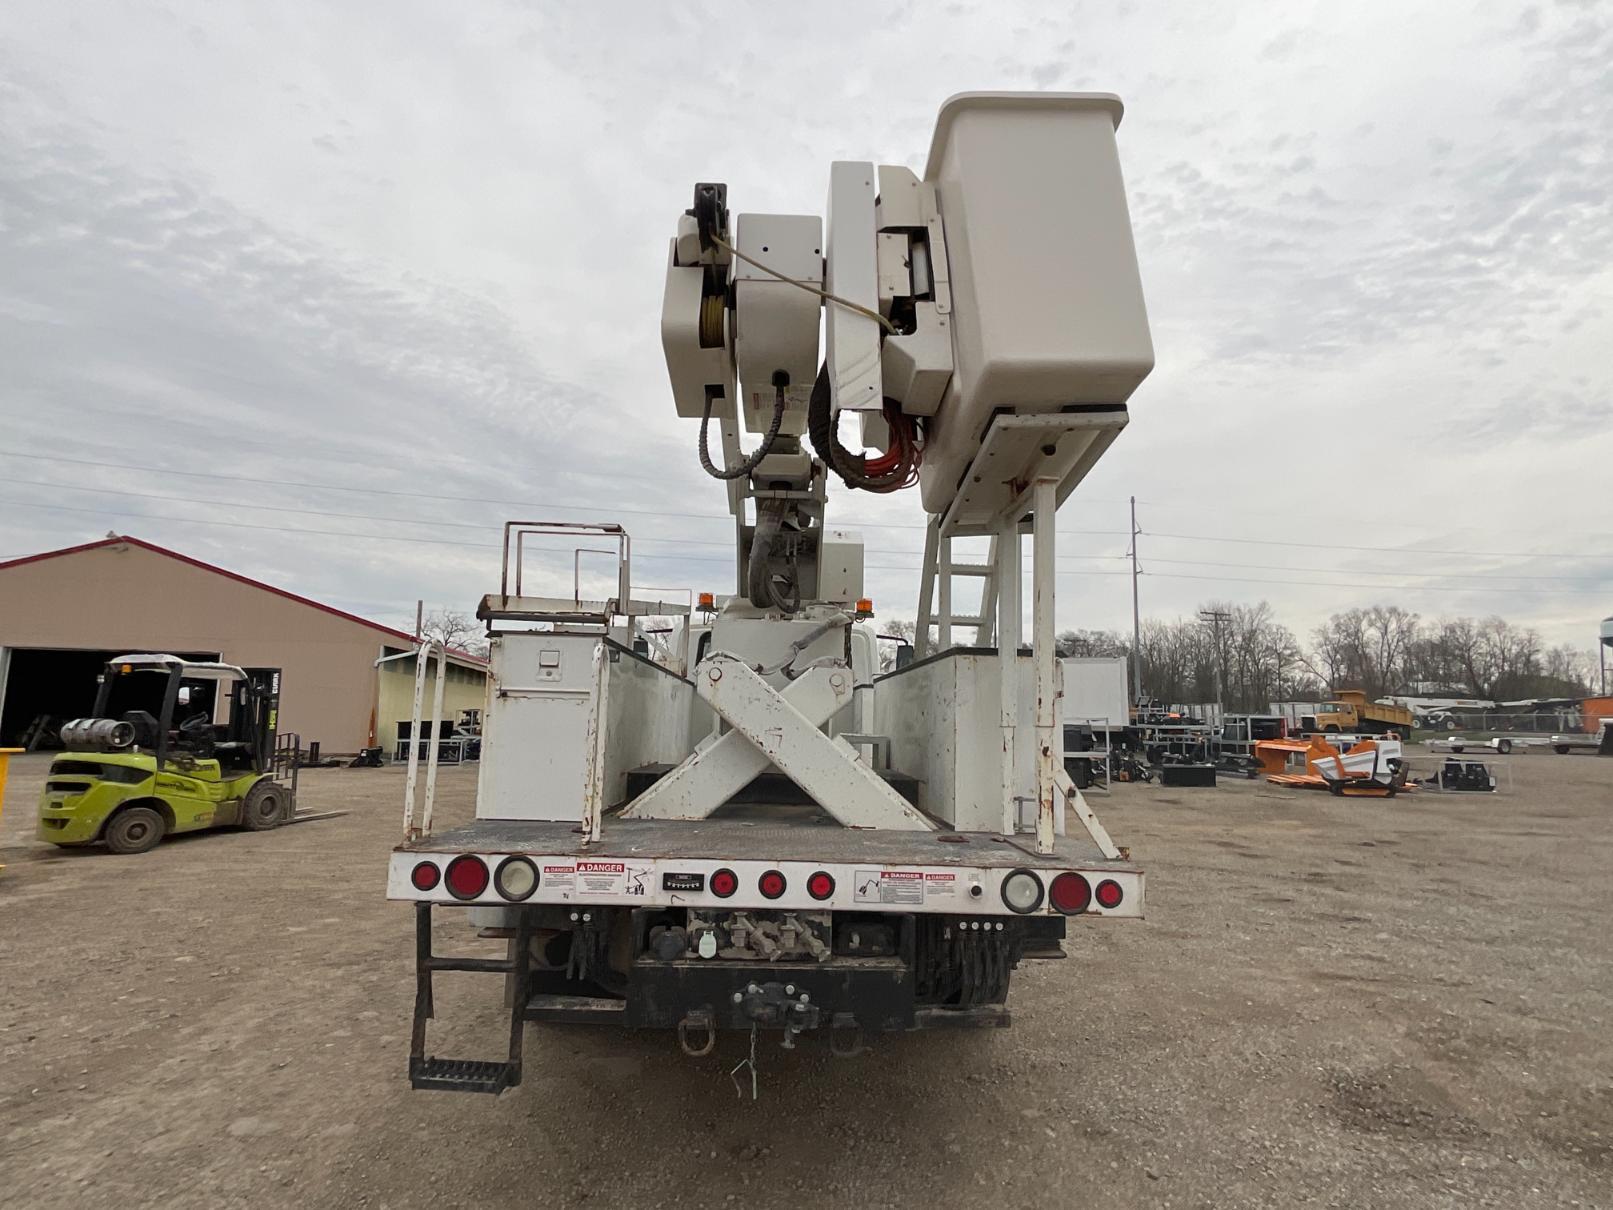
[400,813,1123,868]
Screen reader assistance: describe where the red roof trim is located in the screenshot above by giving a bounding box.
[0,535,489,667]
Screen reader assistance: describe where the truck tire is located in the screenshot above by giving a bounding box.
[1324,724,1340,734]
[1554,745,1570,755]
[1496,738,1512,755]
[241,781,288,831]
[105,806,166,855]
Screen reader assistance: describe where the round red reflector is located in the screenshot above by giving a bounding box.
[444,855,489,900]
[759,870,787,900]
[1049,872,1091,915]
[710,868,738,898]
[1095,879,1124,910]
[410,861,440,892]
[807,871,835,900]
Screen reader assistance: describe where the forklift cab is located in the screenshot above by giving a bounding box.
[88,655,282,775]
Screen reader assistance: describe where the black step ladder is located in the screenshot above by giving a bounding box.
[409,904,530,1094]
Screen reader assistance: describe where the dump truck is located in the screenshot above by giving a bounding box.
[1304,689,1415,737]
[386,91,1155,1095]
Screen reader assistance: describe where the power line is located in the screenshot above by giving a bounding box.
[7,497,1606,596]
[1145,570,1609,596]
[0,496,1137,577]
[0,475,1130,564]
[1145,528,1604,561]
[0,448,1133,536]
[1143,554,1611,585]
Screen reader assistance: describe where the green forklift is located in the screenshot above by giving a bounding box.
[37,654,299,854]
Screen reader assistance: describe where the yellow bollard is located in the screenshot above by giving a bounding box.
[0,747,21,873]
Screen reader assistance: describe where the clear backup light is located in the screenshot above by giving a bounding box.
[494,856,539,901]
[1001,869,1043,914]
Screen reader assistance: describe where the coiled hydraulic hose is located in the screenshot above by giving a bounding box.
[807,364,921,493]
[699,383,787,481]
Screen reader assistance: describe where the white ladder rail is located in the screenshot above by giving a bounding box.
[402,639,449,843]
[914,517,999,658]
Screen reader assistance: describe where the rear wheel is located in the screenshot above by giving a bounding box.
[1496,738,1513,754]
[1555,745,1570,755]
[240,780,287,831]
[105,806,166,855]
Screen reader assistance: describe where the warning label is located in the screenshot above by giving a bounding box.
[854,869,925,906]
[542,864,576,894]
[577,860,625,894]
[538,864,577,897]
[923,872,958,899]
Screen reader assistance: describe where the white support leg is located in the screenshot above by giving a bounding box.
[622,665,853,821]
[996,516,1021,835]
[1032,478,1058,855]
[699,657,934,831]
[1054,766,1121,860]
[936,533,953,652]
[580,641,612,843]
[915,517,939,659]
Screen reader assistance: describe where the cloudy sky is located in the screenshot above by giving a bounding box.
[1,1,1609,650]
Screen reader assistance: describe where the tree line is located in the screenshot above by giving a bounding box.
[888,604,1600,710]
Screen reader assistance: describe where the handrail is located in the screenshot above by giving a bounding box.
[499,521,630,611]
[402,640,449,842]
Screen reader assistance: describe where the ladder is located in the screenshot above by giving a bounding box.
[914,516,998,657]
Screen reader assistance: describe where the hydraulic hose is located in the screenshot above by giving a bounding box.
[699,384,787,482]
[807,364,920,493]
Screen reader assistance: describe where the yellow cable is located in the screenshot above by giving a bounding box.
[710,232,897,334]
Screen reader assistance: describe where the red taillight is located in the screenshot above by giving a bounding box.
[1095,879,1124,910]
[410,861,440,892]
[710,868,738,898]
[444,855,489,900]
[759,870,787,900]
[807,871,835,900]
[1049,872,1091,915]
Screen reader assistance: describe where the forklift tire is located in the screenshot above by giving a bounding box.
[241,781,288,831]
[105,806,167,855]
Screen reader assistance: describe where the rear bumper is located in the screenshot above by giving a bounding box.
[389,818,1143,920]
[36,794,111,845]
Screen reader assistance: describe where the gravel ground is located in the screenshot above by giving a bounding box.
[2,747,1610,1208]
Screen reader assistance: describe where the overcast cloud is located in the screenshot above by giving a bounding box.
[1,1,1609,649]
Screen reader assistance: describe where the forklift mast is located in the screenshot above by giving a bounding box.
[240,668,282,772]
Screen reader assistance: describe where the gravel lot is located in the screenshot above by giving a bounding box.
[2,747,1610,1208]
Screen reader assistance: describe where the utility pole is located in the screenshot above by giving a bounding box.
[1200,608,1232,721]
[1129,496,1142,703]
[415,599,424,641]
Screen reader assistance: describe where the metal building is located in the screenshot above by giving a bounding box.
[0,535,486,753]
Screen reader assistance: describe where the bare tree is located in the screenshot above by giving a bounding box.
[878,618,917,672]
[420,608,490,658]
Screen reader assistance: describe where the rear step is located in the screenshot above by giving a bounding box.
[409,903,529,1095]
[409,1057,518,1095]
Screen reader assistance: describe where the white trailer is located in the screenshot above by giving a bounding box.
[386,92,1155,1094]
[1061,656,1130,736]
